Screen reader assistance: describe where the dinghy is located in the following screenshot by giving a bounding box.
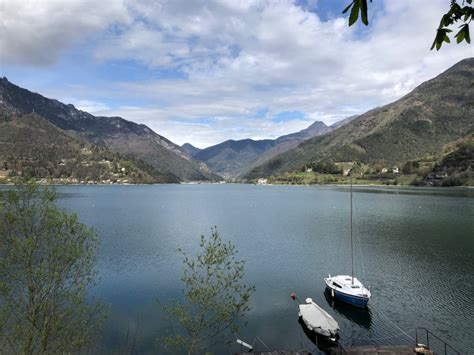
[298,298,339,341]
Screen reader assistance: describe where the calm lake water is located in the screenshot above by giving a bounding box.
[53,184,473,354]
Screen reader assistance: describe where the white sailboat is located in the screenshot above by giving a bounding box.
[324,172,371,307]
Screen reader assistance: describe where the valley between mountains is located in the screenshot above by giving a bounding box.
[1,58,472,186]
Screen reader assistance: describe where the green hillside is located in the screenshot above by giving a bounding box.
[245,58,474,179]
[0,77,221,182]
[0,111,175,184]
[422,138,473,186]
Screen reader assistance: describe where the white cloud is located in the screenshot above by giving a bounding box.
[66,99,112,114]
[2,0,472,147]
[0,0,131,66]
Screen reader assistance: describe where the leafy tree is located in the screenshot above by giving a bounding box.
[309,160,342,174]
[437,141,473,171]
[402,160,420,174]
[342,0,473,49]
[160,227,255,354]
[0,181,107,353]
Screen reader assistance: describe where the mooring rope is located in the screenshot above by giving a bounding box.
[370,306,416,342]
[255,336,271,350]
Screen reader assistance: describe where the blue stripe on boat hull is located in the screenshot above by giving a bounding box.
[326,286,369,308]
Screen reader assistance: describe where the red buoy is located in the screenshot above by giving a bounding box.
[290,292,297,300]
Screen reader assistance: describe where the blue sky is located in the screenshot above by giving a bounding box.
[1,0,472,148]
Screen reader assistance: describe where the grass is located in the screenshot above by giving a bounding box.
[266,171,419,186]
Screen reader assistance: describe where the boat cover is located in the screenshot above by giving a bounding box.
[299,299,339,334]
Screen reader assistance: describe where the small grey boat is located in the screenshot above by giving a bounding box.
[298,298,339,341]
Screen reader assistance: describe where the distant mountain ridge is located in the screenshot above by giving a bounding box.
[245,58,474,179]
[276,120,332,142]
[193,139,276,177]
[181,143,202,156]
[0,77,220,182]
[192,120,333,177]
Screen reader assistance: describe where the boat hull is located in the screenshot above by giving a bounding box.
[298,313,339,341]
[325,285,369,308]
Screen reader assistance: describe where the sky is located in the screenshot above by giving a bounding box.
[1,0,472,148]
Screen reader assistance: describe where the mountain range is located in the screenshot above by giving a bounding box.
[0,77,220,183]
[1,58,472,184]
[245,58,474,179]
[0,77,346,182]
[182,120,335,178]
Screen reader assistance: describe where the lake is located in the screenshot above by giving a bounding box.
[53,184,474,354]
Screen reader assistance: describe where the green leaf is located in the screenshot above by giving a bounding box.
[360,0,369,25]
[456,29,466,43]
[458,23,471,43]
[441,14,452,27]
[349,0,360,26]
[466,27,471,44]
[342,2,353,14]
[455,24,469,43]
[431,28,445,50]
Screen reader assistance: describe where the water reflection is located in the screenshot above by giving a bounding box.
[323,289,372,329]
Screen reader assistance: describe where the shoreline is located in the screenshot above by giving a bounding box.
[1,181,472,188]
[258,182,474,188]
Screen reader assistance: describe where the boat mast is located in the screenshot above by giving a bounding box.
[350,170,354,285]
